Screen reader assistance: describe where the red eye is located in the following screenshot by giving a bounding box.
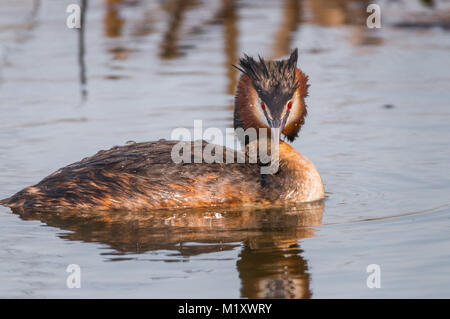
[261,102,265,110]
[287,101,293,109]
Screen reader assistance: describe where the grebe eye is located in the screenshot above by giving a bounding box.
[261,102,265,110]
[287,101,293,110]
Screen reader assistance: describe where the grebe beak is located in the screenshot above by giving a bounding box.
[261,101,291,141]
[267,118,283,141]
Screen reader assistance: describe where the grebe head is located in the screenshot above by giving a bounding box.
[234,48,309,142]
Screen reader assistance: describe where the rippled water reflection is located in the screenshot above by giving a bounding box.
[16,202,323,298]
[0,0,449,298]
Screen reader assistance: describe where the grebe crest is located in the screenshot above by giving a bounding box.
[234,48,309,143]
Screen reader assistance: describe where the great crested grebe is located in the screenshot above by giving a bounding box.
[0,49,324,212]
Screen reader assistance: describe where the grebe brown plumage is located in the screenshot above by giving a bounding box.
[0,49,324,212]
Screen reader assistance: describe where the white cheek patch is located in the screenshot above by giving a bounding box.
[253,98,270,127]
[285,99,300,127]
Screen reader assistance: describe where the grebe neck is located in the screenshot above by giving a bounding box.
[259,141,324,203]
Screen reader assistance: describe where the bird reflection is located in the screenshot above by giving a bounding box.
[238,240,312,298]
[14,201,323,298]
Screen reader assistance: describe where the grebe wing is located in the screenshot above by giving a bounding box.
[40,139,254,180]
[1,140,262,211]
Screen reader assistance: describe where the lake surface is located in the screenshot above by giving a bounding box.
[0,0,449,298]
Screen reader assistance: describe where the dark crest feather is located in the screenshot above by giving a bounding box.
[236,48,299,113]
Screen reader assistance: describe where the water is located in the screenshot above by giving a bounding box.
[0,0,449,298]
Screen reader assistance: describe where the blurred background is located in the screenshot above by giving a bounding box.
[0,0,449,298]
